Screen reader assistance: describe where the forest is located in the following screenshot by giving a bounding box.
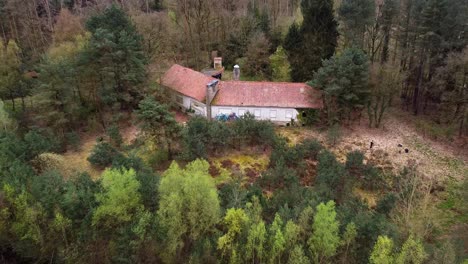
[0,0,467,263]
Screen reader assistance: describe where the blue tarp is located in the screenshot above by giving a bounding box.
[215,113,239,122]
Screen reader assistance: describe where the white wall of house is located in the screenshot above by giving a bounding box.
[171,92,206,116]
[211,105,299,123]
[166,88,300,124]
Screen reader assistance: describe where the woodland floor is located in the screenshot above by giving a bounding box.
[61,125,139,179]
[279,108,467,183]
[61,108,467,183]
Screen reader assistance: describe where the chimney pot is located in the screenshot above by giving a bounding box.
[233,65,240,81]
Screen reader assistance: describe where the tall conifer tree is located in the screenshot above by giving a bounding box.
[284,0,338,82]
[83,5,146,110]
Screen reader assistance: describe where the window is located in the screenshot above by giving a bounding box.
[190,101,205,115]
[239,109,246,116]
[176,95,183,105]
[191,101,204,108]
[254,109,261,119]
[270,110,277,119]
[286,110,293,119]
[219,108,231,114]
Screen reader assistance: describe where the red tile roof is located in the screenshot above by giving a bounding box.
[161,64,323,109]
[214,81,323,108]
[160,64,216,102]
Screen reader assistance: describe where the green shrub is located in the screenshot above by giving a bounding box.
[31,153,65,174]
[87,141,123,168]
[136,170,160,211]
[182,116,209,160]
[30,170,65,216]
[24,129,60,159]
[232,113,276,147]
[149,149,169,167]
[106,124,123,148]
[269,138,289,166]
[346,150,365,176]
[261,157,300,190]
[182,115,277,160]
[376,193,397,216]
[269,138,323,173]
[317,150,346,190]
[297,109,320,125]
[362,166,386,191]
[112,153,145,171]
[300,139,323,160]
[207,120,233,153]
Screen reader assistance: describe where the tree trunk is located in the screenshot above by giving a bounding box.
[10,97,15,112]
[459,106,466,137]
[381,24,391,63]
[413,58,424,115]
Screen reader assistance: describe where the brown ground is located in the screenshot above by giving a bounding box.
[61,126,140,179]
[62,133,103,179]
[62,108,466,184]
[279,109,467,184]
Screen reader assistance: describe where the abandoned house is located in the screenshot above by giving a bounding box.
[160,64,323,125]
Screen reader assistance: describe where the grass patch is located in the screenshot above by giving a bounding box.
[212,168,232,185]
[440,156,465,172]
[438,197,456,210]
[62,138,103,179]
[353,187,379,208]
[210,153,269,185]
[276,127,309,146]
[408,137,466,180]
[437,180,468,223]
[414,119,457,141]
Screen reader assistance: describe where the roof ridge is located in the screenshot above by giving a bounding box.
[220,80,309,85]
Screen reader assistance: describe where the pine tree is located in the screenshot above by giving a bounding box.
[136,97,180,158]
[338,0,375,48]
[309,47,370,124]
[284,0,339,82]
[245,196,267,263]
[284,22,303,82]
[380,0,398,63]
[244,33,272,79]
[84,5,146,110]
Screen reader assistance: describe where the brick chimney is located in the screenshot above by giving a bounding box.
[214,57,222,70]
